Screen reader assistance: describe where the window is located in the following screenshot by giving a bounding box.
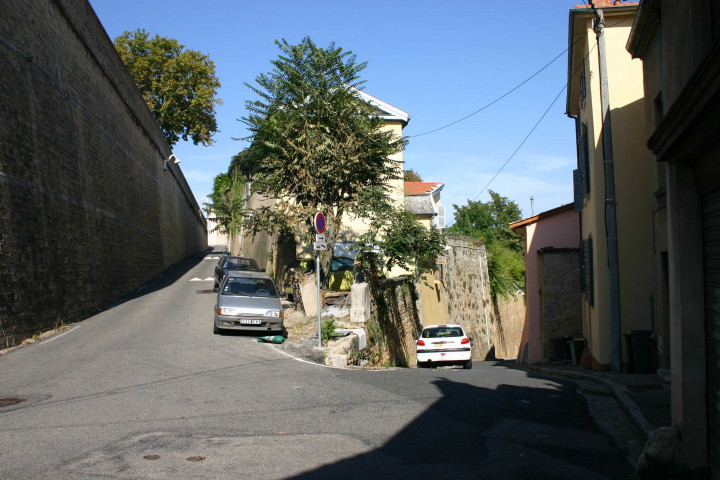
[573,169,583,212]
[575,119,591,199]
[581,122,591,196]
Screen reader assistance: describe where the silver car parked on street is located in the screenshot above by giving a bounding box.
[213,271,284,334]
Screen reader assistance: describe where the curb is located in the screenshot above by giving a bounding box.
[517,363,656,439]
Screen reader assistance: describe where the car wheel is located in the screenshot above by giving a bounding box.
[213,322,221,335]
[417,361,426,369]
[463,359,473,369]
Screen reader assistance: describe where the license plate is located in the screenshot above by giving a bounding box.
[240,319,261,325]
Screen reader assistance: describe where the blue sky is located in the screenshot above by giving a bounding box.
[89,0,580,224]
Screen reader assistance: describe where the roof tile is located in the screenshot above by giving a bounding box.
[404,182,443,195]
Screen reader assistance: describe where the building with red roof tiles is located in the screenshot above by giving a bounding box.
[404,181,445,229]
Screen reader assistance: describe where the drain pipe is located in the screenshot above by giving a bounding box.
[593,6,622,373]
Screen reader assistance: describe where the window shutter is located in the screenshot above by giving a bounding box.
[582,123,591,196]
[438,206,445,229]
[573,169,583,212]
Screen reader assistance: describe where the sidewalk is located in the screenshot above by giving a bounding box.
[518,362,671,439]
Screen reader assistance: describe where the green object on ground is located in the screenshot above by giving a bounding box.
[257,335,285,344]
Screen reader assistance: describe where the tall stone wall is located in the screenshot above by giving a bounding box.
[365,275,421,368]
[439,237,526,360]
[0,0,207,346]
[494,293,525,360]
[440,238,496,359]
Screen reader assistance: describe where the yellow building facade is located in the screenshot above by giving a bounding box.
[567,2,666,371]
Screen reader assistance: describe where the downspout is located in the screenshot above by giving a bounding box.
[593,7,623,373]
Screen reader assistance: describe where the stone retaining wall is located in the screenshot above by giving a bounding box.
[0,0,207,346]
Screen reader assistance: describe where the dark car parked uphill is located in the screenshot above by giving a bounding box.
[214,256,260,291]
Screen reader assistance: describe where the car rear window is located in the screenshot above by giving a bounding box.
[222,277,278,297]
[224,258,258,270]
[422,327,464,338]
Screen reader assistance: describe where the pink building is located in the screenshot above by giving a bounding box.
[510,204,581,364]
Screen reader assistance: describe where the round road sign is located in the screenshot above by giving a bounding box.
[314,212,326,234]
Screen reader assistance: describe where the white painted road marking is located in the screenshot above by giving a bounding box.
[43,325,83,344]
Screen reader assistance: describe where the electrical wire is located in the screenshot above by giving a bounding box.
[471,83,567,202]
[445,39,601,228]
[409,5,628,142]
[406,47,568,138]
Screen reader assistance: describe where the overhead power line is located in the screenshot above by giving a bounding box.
[445,39,601,228]
[407,47,568,138]
[472,83,567,202]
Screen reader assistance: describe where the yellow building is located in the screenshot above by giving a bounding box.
[566,1,667,372]
[322,90,409,245]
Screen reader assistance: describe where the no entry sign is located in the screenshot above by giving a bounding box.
[314,212,326,234]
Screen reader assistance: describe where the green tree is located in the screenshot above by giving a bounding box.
[114,29,222,147]
[355,207,445,280]
[403,169,423,182]
[241,37,406,286]
[449,190,523,251]
[448,191,524,296]
[204,162,246,245]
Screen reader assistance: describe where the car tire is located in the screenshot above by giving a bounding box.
[213,323,221,335]
[463,359,473,369]
[417,361,426,369]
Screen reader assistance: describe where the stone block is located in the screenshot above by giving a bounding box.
[335,328,366,351]
[325,354,348,368]
[350,282,370,324]
[300,275,319,317]
[327,334,359,357]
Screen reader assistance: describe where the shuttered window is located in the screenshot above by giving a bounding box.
[581,236,594,305]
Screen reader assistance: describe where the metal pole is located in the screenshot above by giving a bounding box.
[317,250,322,348]
[595,8,622,373]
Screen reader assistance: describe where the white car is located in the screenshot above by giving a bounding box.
[416,324,473,369]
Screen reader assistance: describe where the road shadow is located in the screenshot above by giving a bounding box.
[109,247,219,308]
[284,371,633,480]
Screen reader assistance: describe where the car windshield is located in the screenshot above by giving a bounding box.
[422,327,464,338]
[331,257,354,271]
[223,257,258,271]
[222,277,277,297]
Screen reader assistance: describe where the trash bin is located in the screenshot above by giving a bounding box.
[562,335,573,361]
[567,338,587,365]
[625,330,654,374]
[550,338,565,362]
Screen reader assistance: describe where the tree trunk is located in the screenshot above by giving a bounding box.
[320,210,342,289]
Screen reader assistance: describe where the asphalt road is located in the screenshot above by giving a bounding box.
[0,251,634,479]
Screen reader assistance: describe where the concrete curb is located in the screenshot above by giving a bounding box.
[517,363,656,439]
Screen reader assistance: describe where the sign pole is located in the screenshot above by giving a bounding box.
[317,249,322,348]
[313,212,326,348]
